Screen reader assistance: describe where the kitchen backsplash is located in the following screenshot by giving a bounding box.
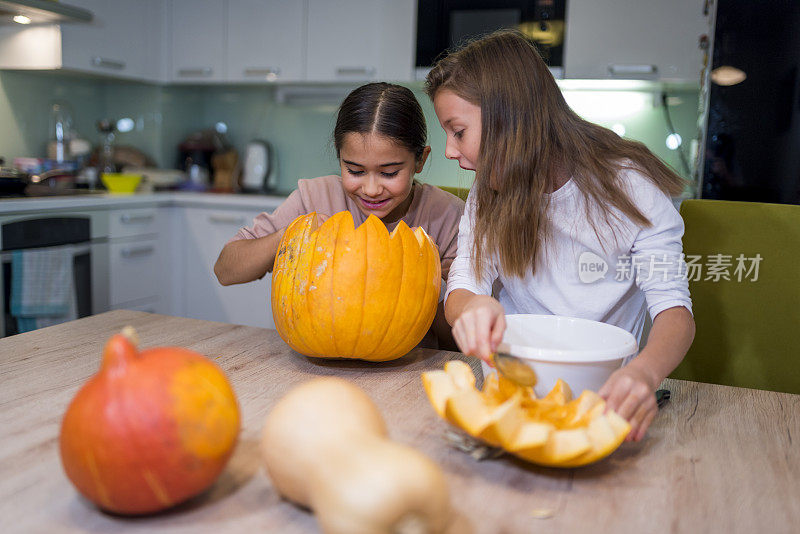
[0,70,699,192]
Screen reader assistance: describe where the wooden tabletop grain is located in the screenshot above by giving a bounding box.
[1,310,798,534]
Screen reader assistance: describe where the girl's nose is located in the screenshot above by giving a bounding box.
[363,175,382,197]
[444,138,460,160]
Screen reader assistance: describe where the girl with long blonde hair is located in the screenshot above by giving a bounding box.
[427,30,695,441]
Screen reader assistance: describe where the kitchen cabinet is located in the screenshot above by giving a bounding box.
[168,0,226,82]
[305,0,415,82]
[0,0,165,82]
[226,0,306,83]
[2,0,415,84]
[179,207,274,329]
[106,207,169,314]
[0,195,285,331]
[564,0,709,82]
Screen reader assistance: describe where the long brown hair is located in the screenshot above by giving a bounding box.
[425,30,685,279]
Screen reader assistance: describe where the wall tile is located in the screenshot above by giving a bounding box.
[0,71,699,194]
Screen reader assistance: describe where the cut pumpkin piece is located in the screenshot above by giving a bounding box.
[476,392,523,447]
[421,370,456,419]
[542,378,573,404]
[559,412,631,467]
[443,360,476,389]
[481,373,508,406]
[502,418,553,452]
[444,388,494,436]
[483,372,533,405]
[562,390,606,428]
[517,428,592,465]
[481,373,501,402]
[421,362,631,468]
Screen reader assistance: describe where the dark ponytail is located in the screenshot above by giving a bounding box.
[333,82,427,161]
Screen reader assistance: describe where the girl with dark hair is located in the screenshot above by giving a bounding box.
[426,30,695,440]
[215,82,464,349]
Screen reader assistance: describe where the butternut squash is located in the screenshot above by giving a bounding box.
[260,377,451,534]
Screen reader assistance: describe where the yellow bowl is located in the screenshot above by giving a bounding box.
[101,173,142,194]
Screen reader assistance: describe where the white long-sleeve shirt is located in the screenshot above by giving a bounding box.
[445,168,692,344]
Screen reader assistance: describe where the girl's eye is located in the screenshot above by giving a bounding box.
[454,130,464,139]
[381,170,400,177]
[347,168,365,176]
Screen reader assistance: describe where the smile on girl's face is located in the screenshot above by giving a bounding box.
[339,132,429,222]
[433,89,482,171]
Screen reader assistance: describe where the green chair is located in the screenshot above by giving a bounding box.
[437,186,470,201]
[669,199,800,394]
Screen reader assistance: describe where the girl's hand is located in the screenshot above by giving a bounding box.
[451,295,506,364]
[598,360,659,442]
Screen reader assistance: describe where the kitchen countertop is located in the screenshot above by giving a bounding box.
[1,310,798,533]
[0,191,288,215]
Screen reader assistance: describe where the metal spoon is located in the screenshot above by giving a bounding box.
[492,343,538,388]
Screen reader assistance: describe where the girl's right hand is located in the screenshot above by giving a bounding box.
[451,295,506,364]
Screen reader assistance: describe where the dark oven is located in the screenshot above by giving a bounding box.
[415,0,567,75]
[0,212,109,338]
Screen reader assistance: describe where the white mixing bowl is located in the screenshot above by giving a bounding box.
[481,314,639,397]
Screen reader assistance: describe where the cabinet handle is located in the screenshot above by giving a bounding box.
[178,67,213,77]
[121,245,155,258]
[244,67,281,79]
[209,215,246,226]
[92,56,126,70]
[335,66,376,77]
[120,214,155,224]
[607,64,658,76]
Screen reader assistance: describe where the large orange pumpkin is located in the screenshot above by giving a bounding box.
[271,211,441,361]
[59,327,240,515]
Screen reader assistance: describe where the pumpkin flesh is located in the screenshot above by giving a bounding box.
[422,361,630,468]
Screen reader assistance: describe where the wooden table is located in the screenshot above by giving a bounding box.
[1,311,799,533]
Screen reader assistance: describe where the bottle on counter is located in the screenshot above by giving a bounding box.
[47,101,75,163]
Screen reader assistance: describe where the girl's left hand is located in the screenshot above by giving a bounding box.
[598,362,659,442]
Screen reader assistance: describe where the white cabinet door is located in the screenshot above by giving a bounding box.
[0,0,162,81]
[108,207,160,239]
[227,0,306,83]
[181,208,274,329]
[564,0,709,82]
[60,0,150,80]
[106,207,168,313]
[0,0,159,80]
[169,0,226,82]
[306,0,415,82]
[375,0,416,82]
[108,238,163,306]
[0,24,61,70]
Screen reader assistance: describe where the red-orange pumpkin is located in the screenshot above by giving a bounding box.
[59,327,240,515]
[271,211,441,361]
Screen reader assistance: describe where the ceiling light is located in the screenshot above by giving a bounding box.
[13,15,31,24]
[711,66,746,86]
